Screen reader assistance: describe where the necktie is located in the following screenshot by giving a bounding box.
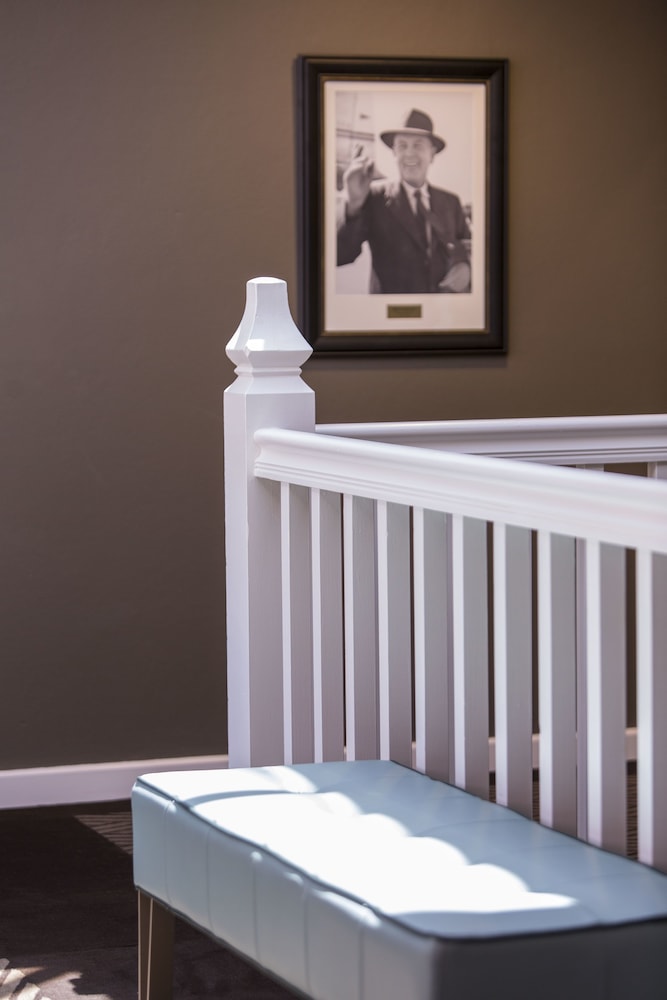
[414,189,429,250]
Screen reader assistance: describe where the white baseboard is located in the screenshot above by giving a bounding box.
[487,727,637,772]
[0,755,229,810]
[0,729,638,810]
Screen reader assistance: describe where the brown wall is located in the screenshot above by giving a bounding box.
[1,0,665,769]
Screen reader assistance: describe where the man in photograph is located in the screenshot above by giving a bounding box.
[337,108,471,295]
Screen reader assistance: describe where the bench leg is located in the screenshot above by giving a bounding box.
[138,891,175,1000]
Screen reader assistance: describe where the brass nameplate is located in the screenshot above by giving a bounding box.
[387,304,422,319]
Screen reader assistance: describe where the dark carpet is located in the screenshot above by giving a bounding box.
[0,801,293,1000]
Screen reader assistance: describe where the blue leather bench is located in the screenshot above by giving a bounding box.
[132,759,667,999]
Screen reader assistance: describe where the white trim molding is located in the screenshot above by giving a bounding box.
[1,733,638,810]
[0,755,229,810]
[0,728,637,809]
[487,728,637,773]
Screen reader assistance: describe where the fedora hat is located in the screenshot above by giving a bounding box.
[380,109,446,153]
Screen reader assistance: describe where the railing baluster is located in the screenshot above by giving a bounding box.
[343,494,378,760]
[413,509,451,781]
[636,550,667,872]
[452,515,489,798]
[575,538,589,839]
[494,523,533,817]
[310,488,344,762]
[377,502,412,767]
[280,482,293,761]
[281,483,313,765]
[586,540,627,855]
[537,532,577,834]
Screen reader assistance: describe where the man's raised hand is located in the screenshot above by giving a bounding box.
[343,144,374,215]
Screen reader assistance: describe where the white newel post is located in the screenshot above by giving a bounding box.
[224,278,314,768]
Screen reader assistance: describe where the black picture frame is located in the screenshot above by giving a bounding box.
[295,56,508,356]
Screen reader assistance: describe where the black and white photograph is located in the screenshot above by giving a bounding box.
[297,57,507,354]
[333,91,475,298]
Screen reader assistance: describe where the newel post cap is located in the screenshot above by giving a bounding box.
[226,277,312,374]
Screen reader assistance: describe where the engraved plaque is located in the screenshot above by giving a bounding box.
[387,305,423,319]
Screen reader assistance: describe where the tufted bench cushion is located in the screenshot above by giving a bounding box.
[132,759,667,1000]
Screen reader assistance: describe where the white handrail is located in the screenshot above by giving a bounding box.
[317,413,667,465]
[254,428,667,553]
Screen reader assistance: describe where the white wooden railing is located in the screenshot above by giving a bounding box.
[224,277,667,873]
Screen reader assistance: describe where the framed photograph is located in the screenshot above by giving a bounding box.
[295,56,508,355]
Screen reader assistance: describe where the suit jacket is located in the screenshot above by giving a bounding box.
[337,180,471,294]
